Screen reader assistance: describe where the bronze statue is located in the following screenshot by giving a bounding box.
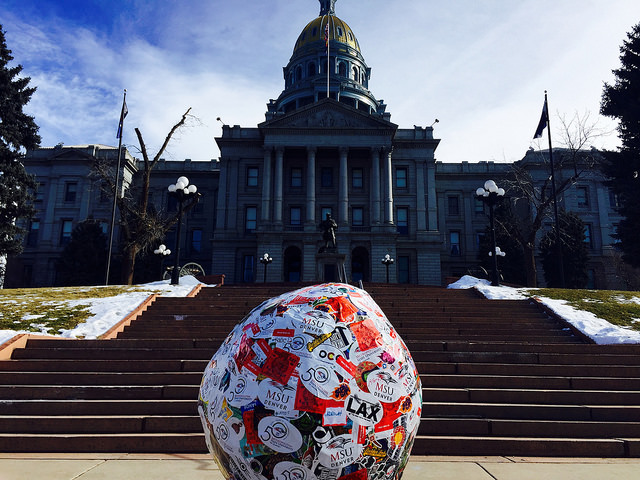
[320,213,337,252]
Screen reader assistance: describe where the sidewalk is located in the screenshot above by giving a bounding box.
[1,454,640,480]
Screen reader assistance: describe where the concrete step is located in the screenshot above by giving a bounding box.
[0,399,197,416]
[0,433,207,453]
[0,415,201,433]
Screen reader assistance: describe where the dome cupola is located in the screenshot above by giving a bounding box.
[266,0,386,120]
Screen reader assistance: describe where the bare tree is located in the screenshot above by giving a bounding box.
[96,108,200,285]
[497,111,607,287]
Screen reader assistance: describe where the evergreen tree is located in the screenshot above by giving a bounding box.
[540,210,589,289]
[56,220,108,286]
[0,26,40,265]
[601,22,640,267]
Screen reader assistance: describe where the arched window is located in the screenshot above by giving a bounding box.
[352,66,359,81]
[308,62,316,77]
[296,66,303,82]
[338,62,347,77]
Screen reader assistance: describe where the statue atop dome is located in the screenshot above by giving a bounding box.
[319,0,337,16]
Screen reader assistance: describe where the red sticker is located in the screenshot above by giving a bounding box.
[350,318,383,352]
[338,470,367,480]
[273,328,295,337]
[324,296,360,322]
[336,355,357,377]
[261,347,299,385]
[256,338,272,356]
[242,409,262,445]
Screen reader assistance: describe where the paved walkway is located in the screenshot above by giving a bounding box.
[1,454,640,480]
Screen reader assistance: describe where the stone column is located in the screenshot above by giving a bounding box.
[339,147,349,226]
[370,148,381,225]
[306,146,316,226]
[383,148,394,224]
[215,158,228,231]
[261,147,272,223]
[427,161,438,231]
[274,147,284,225]
[416,160,426,231]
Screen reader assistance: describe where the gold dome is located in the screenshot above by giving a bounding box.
[293,15,360,54]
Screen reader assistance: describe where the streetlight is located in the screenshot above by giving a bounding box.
[476,180,505,286]
[154,244,171,279]
[167,176,199,285]
[259,253,273,283]
[381,254,394,283]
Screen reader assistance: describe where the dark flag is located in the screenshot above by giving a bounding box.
[116,94,128,139]
[533,98,548,139]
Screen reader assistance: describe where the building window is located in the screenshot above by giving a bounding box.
[398,256,410,284]
[474,197,485,215]
[36,183,45,202]
[60,220,73,246]
[290,206,302,225]
[243,255,255,283]
[609,191,620,209]
[352,168,363,189]
[576,186,589,207]
[352,207,364,226]
[396,168,407,189]
[27,220,40,247]
[247,167,259,187]
[447,196,460,216]
[245,206,257,232]
[476,232,485,250]
[291,168,303,188]
[397,207,408,235]
[168,194,178,212]
[321,207,333,220]
[191,229,202,253]
[450,231,461,256]
[584,224,593,248]
[99,182,110,203]
[321,167,333,188]
[64,182,77,202]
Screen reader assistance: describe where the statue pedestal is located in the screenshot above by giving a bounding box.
[316,252,346,283]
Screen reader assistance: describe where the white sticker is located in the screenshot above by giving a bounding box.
[258,416,303,453]
[213,416,244,454]
[323,407,347,426]
[367,369,403,403]
[345,391,383,426]
[258,377,297,414]
[318,434,363,469]
[292,310,336,336]
[273,461,315,480]
[298,356,342,400]
[225,372,260,408]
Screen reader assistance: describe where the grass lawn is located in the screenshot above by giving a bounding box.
[527,288,640,333]
[0,285,162,335]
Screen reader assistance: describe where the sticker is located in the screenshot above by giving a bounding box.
[258,377,297,414]
[318,434,363,469]
[345,391,383,426]
[258,416,303,453]
[261,347,299,385]
[367,369,402,403]
[292,309,336,336]
[226,373,260,408]
[213,416,244,454]
[299,356,342,400]
[349,318,383,352]
[323,406,348,426]
[273,461,315,480]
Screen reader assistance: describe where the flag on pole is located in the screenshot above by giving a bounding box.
[324,19,329,48]
[116,94,128,139]
[533,98,548,139]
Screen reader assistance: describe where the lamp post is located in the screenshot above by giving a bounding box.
[476,180,505,286]
[259,253,273,283]
[154,244,171,279]
[168,176,199,285]
[381,254,394,283]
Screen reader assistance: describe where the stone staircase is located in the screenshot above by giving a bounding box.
[1,283,640,456]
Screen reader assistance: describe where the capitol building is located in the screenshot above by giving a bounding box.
[6,0,623,289]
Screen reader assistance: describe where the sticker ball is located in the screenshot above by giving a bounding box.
[198,283,422,480]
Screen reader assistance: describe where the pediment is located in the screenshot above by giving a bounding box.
[259,98,397,132]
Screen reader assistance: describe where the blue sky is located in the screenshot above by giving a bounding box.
[2,0,639,163]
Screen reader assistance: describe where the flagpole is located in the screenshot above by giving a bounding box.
[326,14,330,98]
[106,89,127,285]
[544,91,565,288]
